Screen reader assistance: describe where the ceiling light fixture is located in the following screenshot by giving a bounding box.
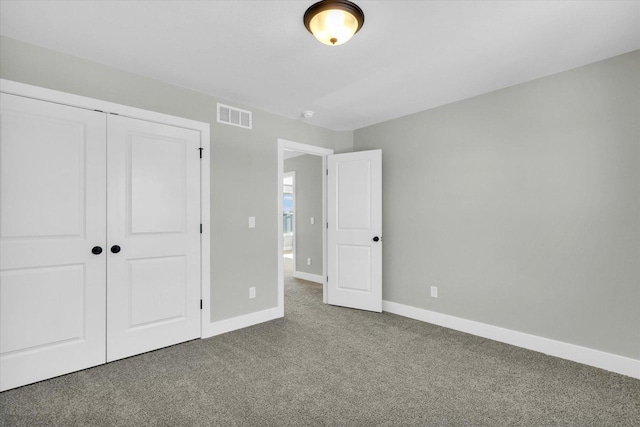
[303,0,365,46]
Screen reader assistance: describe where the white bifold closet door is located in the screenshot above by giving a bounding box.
[0,93,201,391]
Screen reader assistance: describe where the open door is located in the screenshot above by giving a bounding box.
[327,149,382,312]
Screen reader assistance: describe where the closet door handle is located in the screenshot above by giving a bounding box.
[110,245,121,254]
[91,246,103,255]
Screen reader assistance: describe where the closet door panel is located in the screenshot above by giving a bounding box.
[0,93,107,391]
[106,115,200,362]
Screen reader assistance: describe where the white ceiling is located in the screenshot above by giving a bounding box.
[1,1,639,131]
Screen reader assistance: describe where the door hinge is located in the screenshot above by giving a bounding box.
[327,276,329,282]
[200,299,203,310]
[326,169,328,175]
[200,224,203,234]
[326,222,328,229]
[198,147,204,158]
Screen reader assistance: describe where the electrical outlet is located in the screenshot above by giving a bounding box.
[248,217,255,228]
[307,258,312,265]
[310,217,315,225]
[430,286,438,298]
[249,287,256,299]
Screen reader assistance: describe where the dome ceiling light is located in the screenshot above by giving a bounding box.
[303,0,365,46]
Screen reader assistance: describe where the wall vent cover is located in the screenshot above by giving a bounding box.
[217,103,252,129]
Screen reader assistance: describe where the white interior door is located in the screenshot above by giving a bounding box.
[327,149,382,312]
[0,94,107,391]
[106,115,201,362]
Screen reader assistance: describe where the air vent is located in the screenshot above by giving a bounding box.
[217,103,252,129]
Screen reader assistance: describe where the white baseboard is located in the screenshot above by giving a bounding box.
[202,306,283,338]
[293,271,324,284]
[382,300,640,379]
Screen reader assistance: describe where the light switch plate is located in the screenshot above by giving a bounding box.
[310,217,315,225]
[249,217,256,228]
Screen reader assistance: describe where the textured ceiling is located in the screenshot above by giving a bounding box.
[1,1,639,130]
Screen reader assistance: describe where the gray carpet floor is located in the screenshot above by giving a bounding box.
[1,256,639,426]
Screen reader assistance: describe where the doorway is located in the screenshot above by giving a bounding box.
[283,171,295,263]
[277,140,333,314]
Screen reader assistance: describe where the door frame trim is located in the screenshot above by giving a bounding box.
[0,79,211,337]
[278,139,333,312]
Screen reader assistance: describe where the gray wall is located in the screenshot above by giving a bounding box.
[0,36,353,323]
[284,154,323,276]
[3,35,637,360]
[354,50,640,359]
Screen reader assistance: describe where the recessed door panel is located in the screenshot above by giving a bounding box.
[1,265,85,354]
[128,256,187,328]
[0,107,85,238]
[337,160,371,231]
[106,115,200,362]
[130,135,186,234]
[0,93,107,392]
